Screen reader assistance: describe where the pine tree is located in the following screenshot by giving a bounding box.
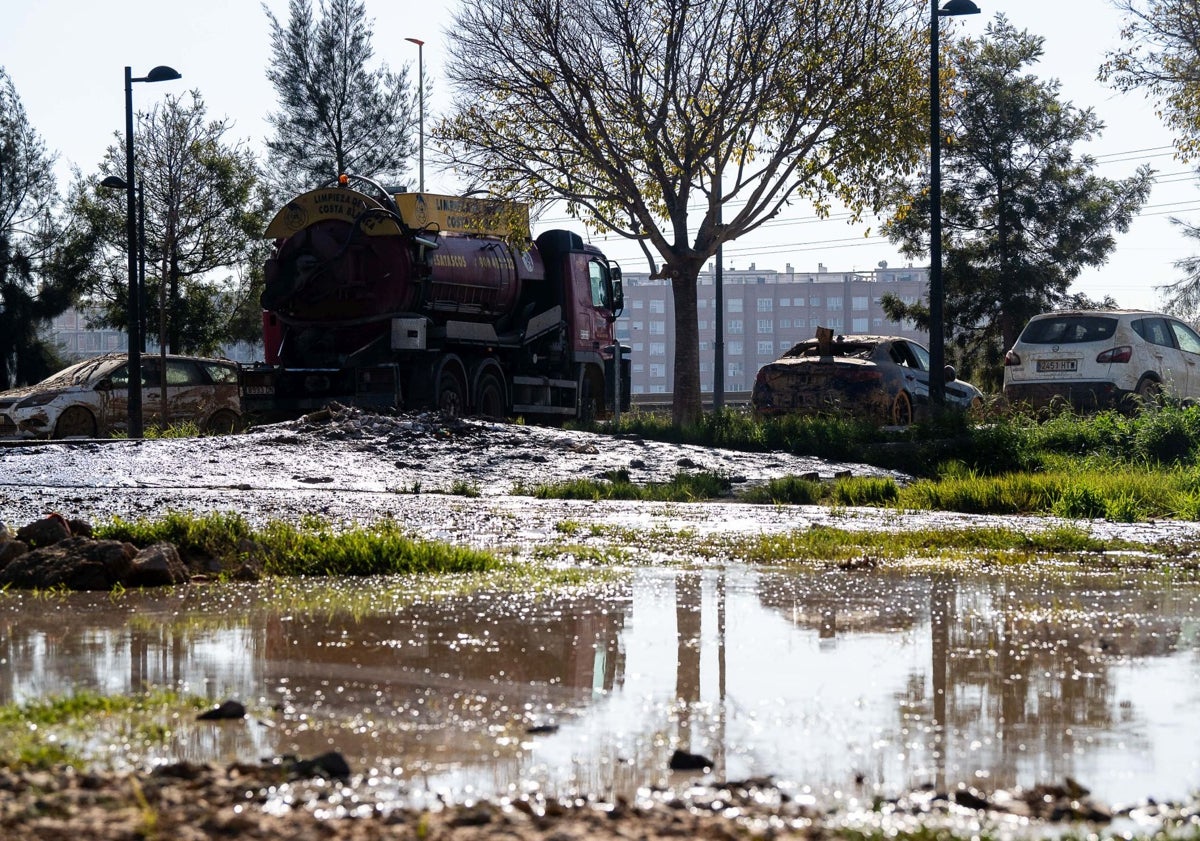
[264,0,419,197]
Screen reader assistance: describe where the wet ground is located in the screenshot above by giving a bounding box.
[3,408,1200,829]
[1,565,1198,814]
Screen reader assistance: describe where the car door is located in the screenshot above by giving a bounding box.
[1167,318,1200,399]
[891,340,931,404]
[1134,317,1187,396]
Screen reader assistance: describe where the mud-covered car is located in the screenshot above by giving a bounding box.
[751,334,983,425]
[0,353,242,439]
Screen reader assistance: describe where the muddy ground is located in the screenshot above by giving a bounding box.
[4,406,1200,839]
[3,404,1199,548]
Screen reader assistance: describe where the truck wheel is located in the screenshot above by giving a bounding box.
[437,369,467,418]
[578,379,600,426]
[474,371,506,419]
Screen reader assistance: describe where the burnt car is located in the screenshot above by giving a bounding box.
[0,353,242,439]
[751,334,983,425]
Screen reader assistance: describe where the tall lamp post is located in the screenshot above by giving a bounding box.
[928,0,979,408]
[405,37,425,193]
[122,65,181,438]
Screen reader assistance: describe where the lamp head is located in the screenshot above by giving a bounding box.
[405,37,425,47]
[938,0,981,15]
[143,65,182,83]
[100,175,128,189]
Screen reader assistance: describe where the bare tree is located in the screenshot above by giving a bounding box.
[436,0,930,424]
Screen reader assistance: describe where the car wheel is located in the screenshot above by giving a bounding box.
[891,390,913,426]
[53,406,97,439]
[205,409,241,435]
[1135,377,1162,410]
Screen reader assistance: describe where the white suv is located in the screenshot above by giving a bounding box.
[1003,310,1200,410]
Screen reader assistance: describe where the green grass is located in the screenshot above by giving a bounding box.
[708,523,1145,567]
[514,469,732,502]
[0,688,205,770]
[95,511,503,577]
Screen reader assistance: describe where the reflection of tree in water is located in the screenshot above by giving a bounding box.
[754,568,1192,793]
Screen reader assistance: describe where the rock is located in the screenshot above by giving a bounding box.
[197,700,247,721]
[0,539,28,570]
[0,536,136,591]
[669,749,713,771]
[128,542,189,586]
[15,514,72,548]
[288,751,351,781]
[67,518,93,538]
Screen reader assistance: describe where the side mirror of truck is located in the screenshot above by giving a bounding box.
[608,264,625,319]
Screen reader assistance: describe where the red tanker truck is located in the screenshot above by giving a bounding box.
[240,175,629,421]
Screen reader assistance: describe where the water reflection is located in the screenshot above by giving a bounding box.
[1,565,1197,805]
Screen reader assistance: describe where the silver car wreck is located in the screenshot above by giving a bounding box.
[0,353,242,439]
[750,332,983,425]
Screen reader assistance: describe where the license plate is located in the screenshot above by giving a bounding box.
[1036,359,1078,373]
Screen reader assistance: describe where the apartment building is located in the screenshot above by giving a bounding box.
[41,307,260,363]
[616,261,930,395]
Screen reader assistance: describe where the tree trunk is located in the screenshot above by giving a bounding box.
[671,271,702,426]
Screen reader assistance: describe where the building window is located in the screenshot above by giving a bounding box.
[852,317,869,331]
[729,341,743,355]
[632,299,644,309]
[756,319,772,333]
[827,297,843,310]
[650,321,665,335]
[649,299,666,314]
[700,361,711,373]
[852,296,869,311]
[728,362,744,377]
[729,320,743,334]
[650,342,666,356]
[728,299,743,313]
[757,298,773,312]
[631,320,644,331]
[650,363,666,378]
[780,319,791,329]
[698,299,707,309]
[809,296,821,307]
[699,341,710,351]
[632,363,644,373]
[779,298,791,307]
[757,341,774,355]
[651,384,667,393]
[632,342,643,352]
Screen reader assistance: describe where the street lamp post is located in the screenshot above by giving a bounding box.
[928,0,979,408]
[123,64,180,438]
[405,37,425,193]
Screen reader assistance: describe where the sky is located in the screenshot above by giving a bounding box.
[2,0,1197,313]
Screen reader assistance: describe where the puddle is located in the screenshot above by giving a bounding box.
[1,564,1198,809]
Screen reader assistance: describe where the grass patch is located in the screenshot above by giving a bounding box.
[0,688,204,771]
[515,469,732,502]
[95,511,503,577]
[711,523,1140,567]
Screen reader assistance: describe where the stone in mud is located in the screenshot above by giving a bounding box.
[16,513,72,548]
[128,542,189,586]
[0,536,137,590]
[0,539,28,570]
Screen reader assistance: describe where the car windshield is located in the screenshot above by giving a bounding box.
[1020,315,1118,344]
[33,357,123,388]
